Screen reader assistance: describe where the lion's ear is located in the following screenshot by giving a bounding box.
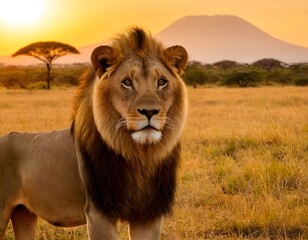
[91,46,115,78]
[163,45,188,75]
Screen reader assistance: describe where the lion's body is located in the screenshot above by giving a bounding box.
[0,28,188,240]
[0,129,85,238]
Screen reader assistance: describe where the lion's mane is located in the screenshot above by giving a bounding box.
[71,28,187,223]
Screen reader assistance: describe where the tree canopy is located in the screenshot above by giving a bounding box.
[252,58,285,71]
[12,42,79,65]
[213,60,238,69]
[12,41,79,89]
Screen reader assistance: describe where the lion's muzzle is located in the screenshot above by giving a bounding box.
[129,105,164,144]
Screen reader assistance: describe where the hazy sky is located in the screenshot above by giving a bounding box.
[0,0,308,55]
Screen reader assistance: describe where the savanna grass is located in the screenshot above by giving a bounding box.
[1,86,307,239]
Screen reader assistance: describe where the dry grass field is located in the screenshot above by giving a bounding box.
[1,86,307,239]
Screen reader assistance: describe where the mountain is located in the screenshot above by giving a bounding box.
[1,15,308,65]
[156,15,308,63]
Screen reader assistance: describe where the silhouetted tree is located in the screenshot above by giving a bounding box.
[12,42,79,89]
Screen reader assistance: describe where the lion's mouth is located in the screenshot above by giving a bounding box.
[130,125,162,144]
[138,125,159,132]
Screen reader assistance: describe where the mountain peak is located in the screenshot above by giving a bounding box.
[157,15,308,63]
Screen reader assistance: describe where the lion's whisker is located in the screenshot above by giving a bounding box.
[164,117,175,131]
[116,118,127,130]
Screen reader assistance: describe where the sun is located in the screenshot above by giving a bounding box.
[0,0,45,25]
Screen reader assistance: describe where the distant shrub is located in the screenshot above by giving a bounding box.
[54,74,79,86]
[224,71,261,87]
[184,69,208,88]
[295,78,308,86]
[27,81,48,89]
[3,76,27,89]
[184,64,208,88]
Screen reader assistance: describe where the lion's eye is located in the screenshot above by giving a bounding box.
[158,78,168,89]
[122,79,133,89]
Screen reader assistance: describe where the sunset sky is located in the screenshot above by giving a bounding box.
[0,0,308,56]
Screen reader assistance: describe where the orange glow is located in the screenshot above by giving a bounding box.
[0,0,307,56]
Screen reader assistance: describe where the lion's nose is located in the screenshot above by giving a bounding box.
[138,109,160,121]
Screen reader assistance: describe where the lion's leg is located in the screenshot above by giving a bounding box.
[85,204,118,240]
[11,205,37,240]
[0,207,12,239]
[129,217,163,240]
[76,146,118,239]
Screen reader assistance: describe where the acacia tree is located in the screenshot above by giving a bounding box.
[253,58,283,71]
[12,42,79,89]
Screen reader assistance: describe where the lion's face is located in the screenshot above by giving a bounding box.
[109,56,181,144]
[89,33,188,161]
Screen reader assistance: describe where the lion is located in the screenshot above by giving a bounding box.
[0,27,188,240]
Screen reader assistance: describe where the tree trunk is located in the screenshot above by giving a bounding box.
[46,63,51,89]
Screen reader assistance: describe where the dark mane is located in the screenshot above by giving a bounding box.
[132,27,146,50]
[78,126,180,223]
